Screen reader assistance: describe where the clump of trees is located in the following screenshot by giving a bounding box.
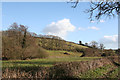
[31,32,63,40]
[2,23,48,60]
[78,40,118,57]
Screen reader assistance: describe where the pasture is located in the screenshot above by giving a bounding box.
[2,50,101,68]
[2,50,118,79]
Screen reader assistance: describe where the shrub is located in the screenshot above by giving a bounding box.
[18,45,49,60]
[102,49,118,57]
[2,36,23,60]
[3,46,23,60]
[35,47,49,58]
[83,48,101,57]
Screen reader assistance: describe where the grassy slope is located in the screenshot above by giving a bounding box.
[2,37,90,68]
[4,38,118,78]
[2,50,101,68]
[37,37,88,51]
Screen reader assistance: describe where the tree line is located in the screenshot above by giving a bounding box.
[2,23,48,60]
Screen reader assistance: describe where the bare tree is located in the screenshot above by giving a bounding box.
[89,41,98,48]
[70,0,120,20]
[99,43,105,54]
[2,23,35,59]
[99,43,105,50]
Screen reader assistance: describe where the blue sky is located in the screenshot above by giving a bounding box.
[2,2,118,49]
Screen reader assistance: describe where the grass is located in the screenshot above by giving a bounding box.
[2,50,102,68]
[2,50,118,79]
[78,64,117,78]
[106,67,119,78]
[47,50,83,58]
[67,42,88,49]
[2,57,101,68]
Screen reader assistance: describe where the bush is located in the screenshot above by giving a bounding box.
[17,45,49,60]
[83,48,101,57]
[102,49,118,57]
[2,36,23,60]
[35,47,49,58]
[3,46,23,60]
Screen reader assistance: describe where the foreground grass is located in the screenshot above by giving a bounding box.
[3,57,101,68]
[78,64,118,78]
[2,50,118,79]
[2,50,102,68]
[106,67,119,78]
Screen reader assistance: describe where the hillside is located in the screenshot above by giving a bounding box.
[2,24,119,79]
[35,37,88,52]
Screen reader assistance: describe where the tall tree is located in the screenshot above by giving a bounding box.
[19,25,28,48]
[99,43,105,54]
[2,23,35,60]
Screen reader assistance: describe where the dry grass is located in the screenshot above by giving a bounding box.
[2,58,116,79]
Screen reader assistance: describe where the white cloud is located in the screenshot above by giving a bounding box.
[43,19,75,39]
[88,26,100,30]
[99,35,118,49]
[90,20,95,23]
[100,20,105,23]
[104,35,117,42]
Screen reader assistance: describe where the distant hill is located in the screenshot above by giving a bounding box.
[35,37,88,52]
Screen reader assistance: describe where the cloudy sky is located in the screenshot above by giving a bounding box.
[2,2,118,49]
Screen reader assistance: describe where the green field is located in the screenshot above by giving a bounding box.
[2,50,101,68]
[2,50,119,79]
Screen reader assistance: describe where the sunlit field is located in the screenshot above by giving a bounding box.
[3,50,102,68]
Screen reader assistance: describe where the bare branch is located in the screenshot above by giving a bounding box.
[70,0,120,20]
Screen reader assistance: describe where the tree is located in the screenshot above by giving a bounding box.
[2,23,23,59]
[85,43,88,46]
[99,43,105,54]
[8,23,29,49]
[70,0,120,20]
[2,23,49,60]
[79,41,82,45]
[89,41,98,48]
[19,25,28,48]
[99,43,105,50]
[2,23,34,60]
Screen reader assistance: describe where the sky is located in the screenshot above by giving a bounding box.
[2,2,118,49]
